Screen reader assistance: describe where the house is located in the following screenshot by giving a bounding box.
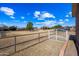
[70,26,75,31]
[0,24,8,31]
[72,4,79,54]
[0,24,7,38]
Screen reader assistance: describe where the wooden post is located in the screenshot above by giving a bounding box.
[38,33,40,42]
[66,30,69,41]
[48,30,50,40]
[14,36,16,52]
[56,29,58,40]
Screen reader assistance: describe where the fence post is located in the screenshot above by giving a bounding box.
[48,30,50,40]
[38,33,40,42]
[14,36,16,52]
[66,30,69,41]
[56,29,58,40]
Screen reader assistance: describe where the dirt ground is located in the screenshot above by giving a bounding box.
[12,40,64,56]
[5,30,49,37]
[0,30,76,56]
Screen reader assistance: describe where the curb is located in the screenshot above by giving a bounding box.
[59,40,68,56]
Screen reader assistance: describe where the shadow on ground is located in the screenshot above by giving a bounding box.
[69,35,79,56]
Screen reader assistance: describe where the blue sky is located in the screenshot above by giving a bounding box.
[0,3,75,28]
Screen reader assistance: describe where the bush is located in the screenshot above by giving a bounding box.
[9,26,17,31]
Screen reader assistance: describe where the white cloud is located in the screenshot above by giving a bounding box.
[59,21,64,24]
[58,19,64,24]
[36,20,56,27]
[1,22,8,25]
[0,0,11,2]
[44,20,56,26]
[34,11,56,20]
[65,11,72,18]
[34,11,40,18]
[0,7,15,16]
[23,21,27,23]
[12,20,20,23]
[41,12,55,18]
[59,19,63,21]
[10,16,15,19]
[69,11,72,16]
[65,19,69,22]
[65,15,69,17]
[21,16,25,19]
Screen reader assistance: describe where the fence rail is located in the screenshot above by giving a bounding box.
[0,31,47,39]
[0,31,48,55]
[0,30,69,56]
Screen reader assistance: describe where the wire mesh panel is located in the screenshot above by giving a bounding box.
[48,29,69,41]
[57,30,66,41]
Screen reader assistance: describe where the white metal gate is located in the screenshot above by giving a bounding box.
[48,29,69,41]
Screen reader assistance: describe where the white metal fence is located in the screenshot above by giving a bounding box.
[48,29,69,41]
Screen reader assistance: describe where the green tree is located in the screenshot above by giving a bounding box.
[26,22,33,30]
[41,26,49,30]
[52,25,62,29]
